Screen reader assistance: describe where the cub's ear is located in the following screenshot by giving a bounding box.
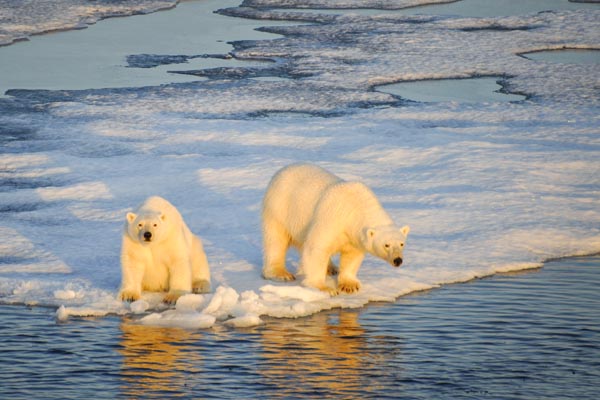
[400,225,410,237]
[160,213,166,221]
[126,212,137,223]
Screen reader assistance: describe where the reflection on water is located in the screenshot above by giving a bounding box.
[118,310,402,398]
[0,256,599,398]
[118,322,201,398]
[258,312,367,395]
[257,311,402,397]
[376,76,526,103]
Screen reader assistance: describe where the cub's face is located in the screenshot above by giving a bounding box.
[126,212,166,244]
[363,225,410,267]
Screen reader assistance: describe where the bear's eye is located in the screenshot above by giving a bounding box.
[153,224,157,227]
[401,243,404,247]
[384,244,390,249]
[138,223,143,228]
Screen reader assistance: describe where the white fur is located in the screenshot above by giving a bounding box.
[262,163,410,295]
[119,196,210,304]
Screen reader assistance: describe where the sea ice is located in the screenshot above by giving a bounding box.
[139,310,217,329]
[175,294,206,312]
[202,286,240,320]
[260,284,332,302]
[0,0,598,328]
[129,299,150,314]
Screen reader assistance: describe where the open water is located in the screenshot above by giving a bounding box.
[1,256,598,399]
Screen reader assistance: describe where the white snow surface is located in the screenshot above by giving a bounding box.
[0,0,599,329]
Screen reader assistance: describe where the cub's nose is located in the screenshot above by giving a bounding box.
[393,257,403,267]
[143,231,152,241]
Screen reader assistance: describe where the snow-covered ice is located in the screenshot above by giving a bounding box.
[0,0,179,47]
[0,0,599,328]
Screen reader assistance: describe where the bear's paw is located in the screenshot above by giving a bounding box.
[337,279,361,294]
[119,289,141,302]
[163,290,188,305]
[327,262,339,276]
[263,268,296,282]
[193,279,211,294]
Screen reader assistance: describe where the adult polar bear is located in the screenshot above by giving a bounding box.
[262,163,410,295]
[119,196,211,304]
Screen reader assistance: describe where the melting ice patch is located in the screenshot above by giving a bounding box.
[520,49,600,65]
[375,76,526,103]
[0,0,303,94]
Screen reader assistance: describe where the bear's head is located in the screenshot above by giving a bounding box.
[362,225,410,267]
[126,211,167,245]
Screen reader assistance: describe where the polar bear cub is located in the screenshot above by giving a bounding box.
[262,163,410,295]
[119,196,211,304]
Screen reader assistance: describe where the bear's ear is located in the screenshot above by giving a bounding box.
[400,225,410,237]
[362,228,376,247]
[126,212,137,223]
[160,213,166,222]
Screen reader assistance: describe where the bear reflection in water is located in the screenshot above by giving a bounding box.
[118,309,399,397]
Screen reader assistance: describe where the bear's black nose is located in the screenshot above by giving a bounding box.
[143,231,152,240]
[393,257,403,267]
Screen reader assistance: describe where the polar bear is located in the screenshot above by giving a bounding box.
[119,196,211,304]
[262,163,410,295]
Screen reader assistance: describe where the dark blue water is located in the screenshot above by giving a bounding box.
[1,256,598,399]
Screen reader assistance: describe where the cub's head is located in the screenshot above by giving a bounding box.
[126,211,166,245]
[362,225,410,267]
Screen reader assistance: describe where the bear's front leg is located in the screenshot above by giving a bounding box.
[119,250,145,302]
[165,256,193,304]
[337,248,365,294]
[301,245,337,295]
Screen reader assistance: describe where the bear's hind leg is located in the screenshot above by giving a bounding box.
[327,259,339,276]
[262,218,295,281]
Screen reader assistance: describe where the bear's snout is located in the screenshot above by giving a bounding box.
[393,257,403,267]
[143,231,152,241]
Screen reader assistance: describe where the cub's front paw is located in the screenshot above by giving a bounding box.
[119,289,140,302]
[192,279,211,294]
[163,290,187,305]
